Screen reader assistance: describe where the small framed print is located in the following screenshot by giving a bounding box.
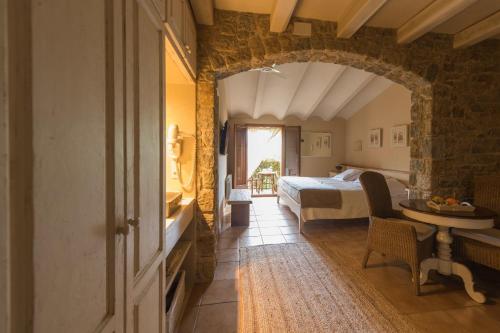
[391,125,408,147]
[301,132,332,157]
[367,128,382,148]
[323,135,330,149]
[315,136,322,149]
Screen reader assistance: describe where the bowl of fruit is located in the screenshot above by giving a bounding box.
[426,196,475,212]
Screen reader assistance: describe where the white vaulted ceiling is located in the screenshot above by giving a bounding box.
[218,62,396,121]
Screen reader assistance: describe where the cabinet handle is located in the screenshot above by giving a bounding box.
[127,217,140,228]
[185,44,192,54]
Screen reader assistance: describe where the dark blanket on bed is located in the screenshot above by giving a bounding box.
[282,176,342,209]
[299,189,342,208]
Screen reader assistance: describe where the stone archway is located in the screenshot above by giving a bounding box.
[196,55,433,282]
[201,49,433,189]
[193,10,499,281]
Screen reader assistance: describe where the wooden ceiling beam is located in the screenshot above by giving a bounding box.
[454,11,500,48]
[337,0,388,38]
[270,0,298,33]
[397,0,478,44]
[190,0,214,25]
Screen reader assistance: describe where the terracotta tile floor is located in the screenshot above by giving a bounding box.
[179,197,500,333]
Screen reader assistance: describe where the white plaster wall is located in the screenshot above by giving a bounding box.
[165,51,197,197]
[344,84,411,171]
[217,92,229,233]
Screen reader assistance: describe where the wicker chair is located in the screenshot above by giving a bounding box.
[452,175,500,270]
[359,171,435,295]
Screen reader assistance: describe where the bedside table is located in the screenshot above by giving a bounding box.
[328,171,339,177]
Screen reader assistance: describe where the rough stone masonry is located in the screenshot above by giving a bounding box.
[194,10,500,281]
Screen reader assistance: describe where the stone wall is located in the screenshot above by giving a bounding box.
[195,10,500,281]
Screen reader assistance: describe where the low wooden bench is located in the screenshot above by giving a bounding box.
[227,189,252,227]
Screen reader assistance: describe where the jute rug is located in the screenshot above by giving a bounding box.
[239,243,419,333]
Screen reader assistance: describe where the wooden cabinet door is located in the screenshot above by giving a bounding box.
[166,0,184,46]
[31,0,126,332]
[124,0,166,332]
[183,2,197,75]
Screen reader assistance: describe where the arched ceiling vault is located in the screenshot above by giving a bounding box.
[218,62,398,121]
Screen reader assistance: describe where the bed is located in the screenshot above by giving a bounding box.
[277,167,409,232]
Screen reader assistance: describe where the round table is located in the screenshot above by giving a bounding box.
[399,199,496,303]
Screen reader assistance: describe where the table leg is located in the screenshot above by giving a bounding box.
[451,262,486,303]
[420,226,486,303]
[420,258,439,285]
[436,226,453,274]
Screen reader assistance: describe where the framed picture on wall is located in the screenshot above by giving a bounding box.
[391,125,408,147]
[367,128,382,148]
[301,132,332,157]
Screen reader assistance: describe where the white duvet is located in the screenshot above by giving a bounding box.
[278,176,408,221]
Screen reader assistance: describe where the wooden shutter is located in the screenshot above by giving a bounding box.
[234,125,248,188]
[284,126,301,176]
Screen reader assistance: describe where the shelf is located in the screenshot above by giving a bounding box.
[165,197,194,256]
[165,198,194,230]
[174,285,193,332]
[165,240,192,294]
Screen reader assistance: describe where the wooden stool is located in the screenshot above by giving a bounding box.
[227,189,252,226]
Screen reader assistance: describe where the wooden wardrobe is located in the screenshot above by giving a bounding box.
[2,0,186,332]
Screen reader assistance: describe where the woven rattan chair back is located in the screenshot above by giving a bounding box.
[359,171,395,219]
[474,175,500,229]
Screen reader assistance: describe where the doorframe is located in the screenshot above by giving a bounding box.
[2,0,34,331]
[284,125,301,177]
[245,123,285,175]
[0,1,9,331]
[234,124,285,197]
[232,124,247,189]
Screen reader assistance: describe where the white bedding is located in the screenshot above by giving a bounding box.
[278,176,408,221]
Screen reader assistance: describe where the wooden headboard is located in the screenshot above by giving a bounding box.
[343,164,410,185]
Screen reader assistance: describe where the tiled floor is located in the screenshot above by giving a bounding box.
[179,197,500,333]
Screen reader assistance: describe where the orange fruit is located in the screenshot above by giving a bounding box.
[445,198,459,206]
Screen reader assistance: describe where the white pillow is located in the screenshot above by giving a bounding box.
[333,168,363,181]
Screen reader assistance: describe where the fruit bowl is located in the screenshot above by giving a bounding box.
[426,198,475,212]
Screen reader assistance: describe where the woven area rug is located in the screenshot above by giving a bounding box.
[239,243,419,333]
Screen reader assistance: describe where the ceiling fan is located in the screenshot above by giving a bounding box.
[249,64,286,79]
